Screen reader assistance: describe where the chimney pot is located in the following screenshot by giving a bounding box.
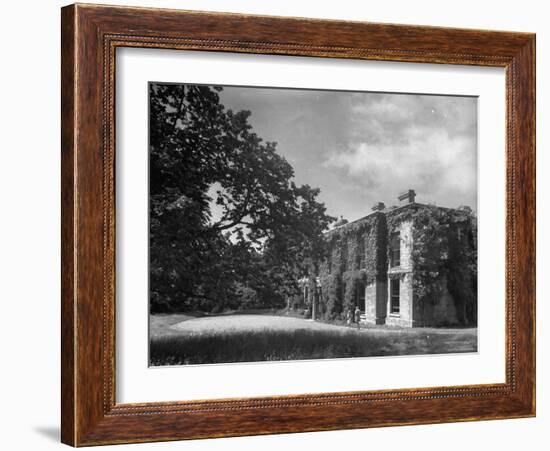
[371,202,386,211]
[398,189,416,204]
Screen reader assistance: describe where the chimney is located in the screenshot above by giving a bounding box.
[398,189,416,204]
[371,201,386,211]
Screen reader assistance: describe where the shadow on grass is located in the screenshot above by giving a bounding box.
[150,327,475,366]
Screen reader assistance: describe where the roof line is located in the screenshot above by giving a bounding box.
[324,202,457,234]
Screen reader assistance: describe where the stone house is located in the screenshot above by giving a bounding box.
[297,190,477,327]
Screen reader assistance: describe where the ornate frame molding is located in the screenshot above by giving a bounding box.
[61,4,535,446]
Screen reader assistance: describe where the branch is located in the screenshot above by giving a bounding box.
[210,186,254,232]
[169,85,186,136]
[214,219,254,232]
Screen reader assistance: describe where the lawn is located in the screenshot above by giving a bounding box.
[149,313,477,366]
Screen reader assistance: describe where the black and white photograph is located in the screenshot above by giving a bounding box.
[1,0,543,449]
[148,83,478,366]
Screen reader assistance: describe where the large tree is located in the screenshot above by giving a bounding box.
[149,83,334,312]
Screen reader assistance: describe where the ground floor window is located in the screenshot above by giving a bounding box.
[390,278,400,314]
[356,282,365,312]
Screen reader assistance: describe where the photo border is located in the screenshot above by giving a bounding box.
[61,4,535,446]
[117,51,506,402]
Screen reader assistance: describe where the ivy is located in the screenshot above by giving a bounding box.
[386,204,477,325]
[300,204,476,326]
[312,212,387,320]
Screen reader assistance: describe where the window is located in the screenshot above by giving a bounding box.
[357,236,365,269]
[356,282,366,312]
[390,278,400,314]
[390,232,400,267]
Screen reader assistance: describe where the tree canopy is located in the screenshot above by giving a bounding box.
[149,83,334,312]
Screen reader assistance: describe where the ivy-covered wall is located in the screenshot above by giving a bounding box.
[386,204,477,326]
[296,203,477,327]
[313,212,387,320]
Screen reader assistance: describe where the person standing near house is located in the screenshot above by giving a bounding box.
[354,306,361,330]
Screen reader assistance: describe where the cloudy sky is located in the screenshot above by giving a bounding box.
[217,85,477,222]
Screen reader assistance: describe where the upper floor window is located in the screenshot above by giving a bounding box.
[356,236,365,269]
[390,232,400,267]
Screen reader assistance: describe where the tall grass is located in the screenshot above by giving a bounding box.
[149,328,470,366]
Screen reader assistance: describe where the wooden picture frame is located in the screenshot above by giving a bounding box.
[61,3,535,446]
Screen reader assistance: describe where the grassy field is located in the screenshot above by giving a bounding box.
[149,313,477,366]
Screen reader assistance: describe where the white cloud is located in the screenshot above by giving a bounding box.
[218,85,477,219]
[324,128,477,210]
